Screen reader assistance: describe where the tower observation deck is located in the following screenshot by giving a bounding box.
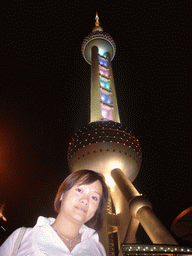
[67,14,178,255]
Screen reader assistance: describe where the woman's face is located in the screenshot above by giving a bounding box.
[59,180,103,226]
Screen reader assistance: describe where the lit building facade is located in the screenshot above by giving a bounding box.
[67,14,178,255]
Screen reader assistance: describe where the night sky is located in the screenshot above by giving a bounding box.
[0,1,191,244]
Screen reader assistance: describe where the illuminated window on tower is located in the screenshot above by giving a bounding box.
[99,56,108,66]
[98,48,105,57]
[100,92,112,104]
[101,105,112,120]
[100,79,111,90]
[99,66,109,77]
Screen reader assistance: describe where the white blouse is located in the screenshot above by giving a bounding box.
[0,216,106,256]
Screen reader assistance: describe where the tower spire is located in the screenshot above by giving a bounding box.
[92,12,103,32]
[95,12,100,27]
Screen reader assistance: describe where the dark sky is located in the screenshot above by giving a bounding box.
[0,1,191,243]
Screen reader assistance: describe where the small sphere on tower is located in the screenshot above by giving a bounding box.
[82,13,116,65]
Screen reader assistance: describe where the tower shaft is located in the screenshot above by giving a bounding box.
[91,46,120,123]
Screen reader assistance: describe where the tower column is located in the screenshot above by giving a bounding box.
[91,46,101,122]
[111,168,140,200]
[111,168,178,245]
[124,217,140,243]
[136,206,178,244]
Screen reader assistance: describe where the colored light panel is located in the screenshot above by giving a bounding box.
[101,105,112,120]
[99,56,108,66]
[100,92,112,104]
[98,48,105,57]
[99,66,109,77]
[100,79,111,90]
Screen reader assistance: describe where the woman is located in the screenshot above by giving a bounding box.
[0,169,108,255]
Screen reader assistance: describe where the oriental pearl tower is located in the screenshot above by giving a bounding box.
[67,14,177,255]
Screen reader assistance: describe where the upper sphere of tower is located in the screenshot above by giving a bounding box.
[82,14,116,65]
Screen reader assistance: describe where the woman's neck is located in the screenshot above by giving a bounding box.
[52,213,81,239]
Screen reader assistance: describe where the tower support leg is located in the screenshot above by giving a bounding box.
[136,206,178,244]
[124,217,139,243]
[111,168,178,245]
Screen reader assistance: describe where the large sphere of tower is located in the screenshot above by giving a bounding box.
[82,15,116,64]
[68,121,142,183]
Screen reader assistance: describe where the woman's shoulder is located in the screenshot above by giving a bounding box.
[0,217,51,256]
[80,225,97,239]
[4,227,31,245]
[78,225,106,255]
[0,227,32,255]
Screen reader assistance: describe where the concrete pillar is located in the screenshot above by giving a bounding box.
[111,168,178,245]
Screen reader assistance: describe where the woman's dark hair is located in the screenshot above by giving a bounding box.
[54,169,108,232]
